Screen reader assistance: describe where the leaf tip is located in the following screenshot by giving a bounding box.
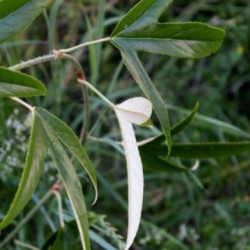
[91,188,98,206]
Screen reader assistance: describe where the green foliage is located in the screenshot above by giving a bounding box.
[0,112,46,230]
[0,0,250,249]
[0,0,51,43]
[35,107,97,201]
[171,102,199,136]
[0,67,46,97]
[42,222,80,250]
[111,0,225,153]
[37,110,90,250]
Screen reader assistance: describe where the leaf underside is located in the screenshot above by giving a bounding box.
[115,97,152,250]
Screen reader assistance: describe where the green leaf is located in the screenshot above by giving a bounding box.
[167,104,250,139]
[171,142,250,159]
[0,0,51,43]
[112,37,172,157]
[111,0,225,58]
[35,108,98,203]
[0,67,47,97]
[0,0,31,19]
[111,0,225,154]
[37,110,91,250]
[171,102,199,136]
[42,222,80,250]
[140,137,250,160]
[140,102,199,172]
[0,111,47,230]
[140,150,189,172]
[140,102,250,167]
[112,22,225,58]
[140,133,189,172]
[112,0,174,37]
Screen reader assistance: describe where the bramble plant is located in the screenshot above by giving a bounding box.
[0,0,250,249]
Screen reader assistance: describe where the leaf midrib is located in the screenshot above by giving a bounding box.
[112,37,223,43]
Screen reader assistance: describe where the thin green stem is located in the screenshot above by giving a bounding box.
[59,37,110,53]
[58,53,90,145]
[79,84,90,145]
[77,79,115,109]
[14,239,39,250]
[9,52,91,145]
[52,190,65,228]
[59,53,84,74]
[0,190,54,248]
[8,38,111,144]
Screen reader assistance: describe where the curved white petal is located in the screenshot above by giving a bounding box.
[115,97,152,250]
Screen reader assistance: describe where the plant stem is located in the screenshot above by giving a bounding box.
[58,53,90,145]
[0,190,54,248]
[8,52,83,72]
[8,37,111,144]
[52,190,65,228]
[79,85,90,145]
[10,97,34,111]
[9,52,91,145]
[14,239,39,250]
[59,37,110,53]
[9,37,110,71]
[60,53,84,74]
[9,54,55,71]
[77,79,115,109]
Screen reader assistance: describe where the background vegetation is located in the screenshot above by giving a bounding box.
[0,0,250,249]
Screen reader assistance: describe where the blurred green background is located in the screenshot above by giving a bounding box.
[0,0,250,249]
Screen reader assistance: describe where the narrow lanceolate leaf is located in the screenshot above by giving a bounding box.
[167,104,250,139]
[171,102,199,136]
[0,67,46,97]
[35,108,98,203]
[0,110,47,230]
[111,0,225,153]
[139,135,178,172]
[140,149,189,173]
[170,142,250,159]
[139,102,199,172]
[140,137,250,160]
[37,111,90,250]
[115,97,152,250]
[118,49,172,156]
[0,0,51,43]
